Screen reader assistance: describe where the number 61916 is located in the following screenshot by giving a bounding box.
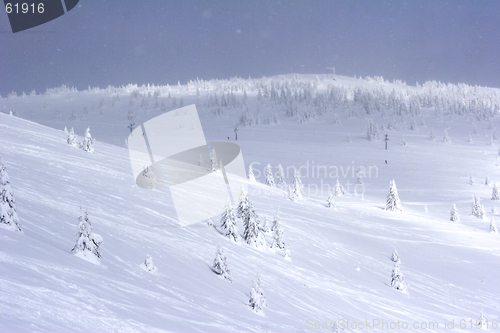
[6,3,45,14]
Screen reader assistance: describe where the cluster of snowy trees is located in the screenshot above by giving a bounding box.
[0,156,21,232]
[65,126,94,153]
[217,190,290,258]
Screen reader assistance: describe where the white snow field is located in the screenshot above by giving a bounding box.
[1,74,500,332]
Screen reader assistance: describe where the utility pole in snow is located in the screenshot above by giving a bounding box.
[234,125,239,141]
[385,134,389,150]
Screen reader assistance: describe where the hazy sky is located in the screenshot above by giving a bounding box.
[1,0,499,95]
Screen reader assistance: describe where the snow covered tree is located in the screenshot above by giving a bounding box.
[288,170,302,201]
[67,127,77,146]
[248,275,267,313]
[275,164,287,188]
[466,132,473,143]
[489,218,498,234]
[492,206,498,215]
[391,261,407,292]
[367,119,380,141]
[220,198,239,242]
[140,254,158,273]
[450,203,460,223]
[211,148,219,172]
[477,310,487,329]
[326,194,335,209]
[271,215,289,257]
[485,175,490,186]
[238,190,265,248]
[264,164,275,188]
[429,129,436,141]
[0,157,21,232]
[270,210,280,233]
[248,164,256,182]
[212,246,232,282]
[64,126,68,134]
[390,248,400,263]
[71,208,103,259]
[386,180,403,211]
[334,179,344,196]
[471,196,485,219]
[492,183,499,200]
[443,129,451,143]
[198,154,205,168]
[468,174,474,185]
[81,127,94,153]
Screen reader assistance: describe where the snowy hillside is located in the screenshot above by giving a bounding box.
[1,74,500,332]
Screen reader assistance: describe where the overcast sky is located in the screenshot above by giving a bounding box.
[1,0,499,95]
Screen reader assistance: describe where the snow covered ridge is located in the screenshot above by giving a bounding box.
[1,70,500,331]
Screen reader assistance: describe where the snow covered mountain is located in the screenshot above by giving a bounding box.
[1,74,499,332]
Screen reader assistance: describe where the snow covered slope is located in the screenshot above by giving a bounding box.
[1,74,500,332]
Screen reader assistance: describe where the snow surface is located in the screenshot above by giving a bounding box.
[1,74,500,332]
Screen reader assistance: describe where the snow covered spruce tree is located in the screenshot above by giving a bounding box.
[275,164,287,188]
[288,170,302,201]
[334,179,344,196]
[450,203,460,223]
[67,127,77,146]
[391,261,407,292]
[248,164,256,182]
[238,189,265,248]
[264,164,276,188]
[140,254,158,274]
[443,129,451,143]
[0,156,21,232]
[386,180,402,211]
[248,274,267,313]
[468,174,474,185]
[492,183,499,200]
[471,196,485,219]
[80,127,94,153]
[271,214,290,257]
[326,194,335,209]
[490,218,498,234]
[211,148,219,172]
[390,248,400,263]
[71,208,103,261]
[220,198,239,242]
[212,246,232,282]
[485,175,490,186]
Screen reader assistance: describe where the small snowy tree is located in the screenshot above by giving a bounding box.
[391,261,407,292]
[450,203,460,223]
[264,164,276,188]
[248,275,267,313]
[67,127,77,146]
[490,218,498,234]
[198,154,205,168]
[212,246,232,282]
[485,175,490,186]
[326,194,335,209]
[81,127,94,153]
[429,129,436,141]
[220,198,239,242]
[64,126,68,134]
[468,174,474,185]
[271,215,289,257]
[140,254,158,273]
[492,183,499,200]
[472,196,484,219]
[443,129,451,143]
[239,190,265,248]
[211,148,219,172]
[0,157,21,232]
[248,164,256,182]
[386,180,402,211]
[390,248,400,263]
[288,171,303,201]
[334,179,344,196]
[71,208,102,260]
[477,310,487,329]
[275,164,287,188]
[466,132,473,143]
